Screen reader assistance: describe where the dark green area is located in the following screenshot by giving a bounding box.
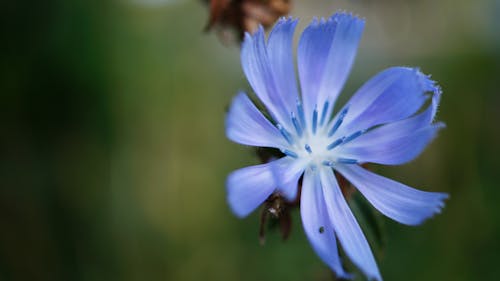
[1,0,499,280]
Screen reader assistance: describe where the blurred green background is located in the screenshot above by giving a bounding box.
[1,0,499,280]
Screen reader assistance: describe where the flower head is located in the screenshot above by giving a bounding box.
[226,12,448,280]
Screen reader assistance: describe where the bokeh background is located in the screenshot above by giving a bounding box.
[2,0,500,280]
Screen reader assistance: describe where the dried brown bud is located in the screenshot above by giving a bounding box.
[203,0,292,42]
[258,189,299,245]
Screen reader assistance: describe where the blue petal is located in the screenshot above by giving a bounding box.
[336,165,449,226]
[298,12,364,120]
[226,92,287,148]
[320,168,382,281]
[338,67,440,135]
[271,157,307,201]
[300,169,351,279]
[267,18,300,112]
[339,89,444,165]
[226,162,276,218]
[241,25,296,127]
[340,121,445,165]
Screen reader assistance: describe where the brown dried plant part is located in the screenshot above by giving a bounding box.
[203,0,292,42]
[259,192,294,245]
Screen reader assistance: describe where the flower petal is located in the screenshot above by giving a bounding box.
[300,169,351,279]
[271,157,307,201]
[298,13,364,119]
[339,87,444,165]
[241,26,293,127]
[340,122,445,165]
[336,165,449,226]
[359,92,441,140]
[267,18,300,111]
[337,67,440,135]
[226,92,287,148]
[226,162,276,218]
[320,168,382,281]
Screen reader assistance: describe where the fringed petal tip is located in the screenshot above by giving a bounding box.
[330,11,366,24]
[276,16,299,25]
[410,69,444,126]
[412,192,450,226]
[434,192,450,207]
[242,24,265,40]
[402,67,443,99]
[434,121,446,130]
[308,11,366,28]
[415,68,440,94]
[243,17,299,40]
[270,17,299,40]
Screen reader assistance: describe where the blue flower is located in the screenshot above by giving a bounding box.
[225,12,448,280]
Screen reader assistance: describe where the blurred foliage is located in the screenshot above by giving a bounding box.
[1,0,500,281]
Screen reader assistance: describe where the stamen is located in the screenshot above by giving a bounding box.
[277,124,294,145]
[312,106,318,134]
[291,112,303,137]
[337,158,358,164]
[322,160,334,167]
[344,129,365,143]
[310,164,317,171]
[281,149,298,159]
[296,99,306,128]
[319,101,329,126]
[326,137,345,150]
[328,106,349,137]
[304,144,312,154]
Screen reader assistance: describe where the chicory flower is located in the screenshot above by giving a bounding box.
[226,12,448,280]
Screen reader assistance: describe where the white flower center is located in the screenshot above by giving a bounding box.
[277,101,363,168]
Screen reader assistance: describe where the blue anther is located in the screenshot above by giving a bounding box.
[296,99,306,128]
[319,101,329,126]
[326,137,345,150]
[291,112,303,137]
[281,149,298,159]
[312,106,318,134]
[328,106,349,137]
[337,158,358,164]
[310,164,318,171]
[344,129,365,143]
[322,160,334,167]
[304,144,312,154]
[277,124,294,145]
